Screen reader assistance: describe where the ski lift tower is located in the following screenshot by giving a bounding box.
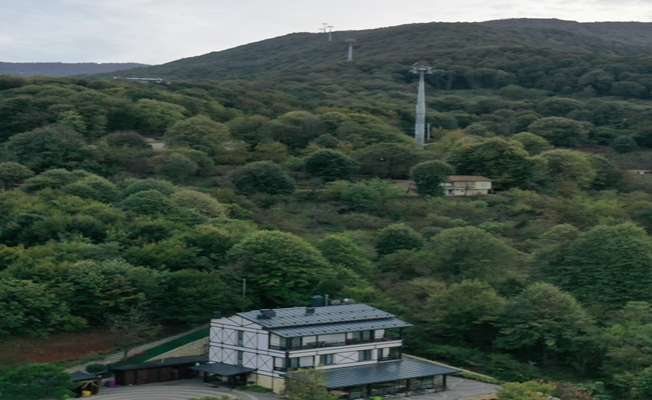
[346,39,356,61]
[410,64,434,147]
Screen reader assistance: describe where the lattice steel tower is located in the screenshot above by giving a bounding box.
[410,64,434,146]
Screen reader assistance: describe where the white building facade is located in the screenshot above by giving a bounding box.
[444,175,492,196]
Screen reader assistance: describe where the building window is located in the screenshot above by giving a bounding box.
[378,347,400,361]
[237,330,244,347]
[359,350,372,361]
[274,357,287,371]
[237,351,243,366]
[288,357,301,369]
[281,337,301,349]
[351,330,374,341]
[319,354,334,365]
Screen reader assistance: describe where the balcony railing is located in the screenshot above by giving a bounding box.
[378,353,401,362]
[269,336,401,351]
[346,336,400,345]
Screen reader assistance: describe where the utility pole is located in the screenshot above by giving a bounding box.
[410,64,434,147]
[328,25,334,42]
[346,39,356,61]
[321,23,328,33]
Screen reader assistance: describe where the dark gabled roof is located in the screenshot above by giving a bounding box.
[238,304,395,328]
[318,359,460,388]
[70,372,99,382]
[269,318,412,338]
[111,354,208,371]
[191,363,255,376]
[448,175,492,182]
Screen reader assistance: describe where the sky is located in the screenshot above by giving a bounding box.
[2,0,652,65]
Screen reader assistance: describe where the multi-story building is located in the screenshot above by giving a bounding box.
[194,297,459,399]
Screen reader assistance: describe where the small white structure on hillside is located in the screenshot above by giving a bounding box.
[444,175,492,196]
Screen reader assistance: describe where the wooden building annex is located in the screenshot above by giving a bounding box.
[111,355,207,386]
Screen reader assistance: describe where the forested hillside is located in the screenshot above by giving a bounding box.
[5,18,652,399]
[108,18,652,82]
[483,19,652,48]
[0,62,148,78]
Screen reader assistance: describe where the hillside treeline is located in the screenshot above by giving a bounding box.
[4,27,652,398]
[0,62,147,78]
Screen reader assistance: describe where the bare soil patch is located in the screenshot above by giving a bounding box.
[0,330,121,365]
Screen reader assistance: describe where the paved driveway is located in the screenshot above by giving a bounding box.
[413,376,501,399]
[94,376,499,400]
[95,378,273,400]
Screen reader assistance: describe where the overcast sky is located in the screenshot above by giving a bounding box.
[2,0,652,65]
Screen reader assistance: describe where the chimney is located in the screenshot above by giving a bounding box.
[257,309,276,319]
[305,307,316,316]
[311,294,325,307]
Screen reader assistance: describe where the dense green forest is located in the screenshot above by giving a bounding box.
[0,62,148,78]
[7,18,652,399]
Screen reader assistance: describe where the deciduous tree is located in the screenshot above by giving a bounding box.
[410,160,454,196]
[528,117,590,147]
[61,175,119,203]
[0,363,76,400]
[535,149,596,194]
[304,149,359,181]
[0,162,34,189]
[316,234,374,276]
[164,115,230,157]
[354,143,425,179]
[496,283,595,365]
[119,189,180,217]
[136,98,186,132]
[425,280,506,346]
[549,223,652,305]
[7,125,89,172]
[511,132,552,156]
[160,270,244,325]
[448,137,533,188]
[171,190,226,218]
[151,152,200,182]
[429,226,520,283]
[227,231,334,307]
[228,161,295,196]
[282,369,338,400]
[0,278,72,337]
[375,223,423,256]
